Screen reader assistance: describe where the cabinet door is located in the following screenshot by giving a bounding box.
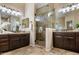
[26,34,30,45]
[54,35,64,48]
[9,35,20,49]
[20,35,27,46]
[76,33,79,52]
[76,37,79,51]
[0,35,9,52]
[20,34,30,47]
[64,37,75,50]
[63,32,76,51]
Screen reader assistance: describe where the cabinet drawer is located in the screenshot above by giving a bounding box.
[0,42,9,52]
[0,42,8,46]
[64,37,75,39]
[0,45,8,52]
[64,32,75,37]
[0,39,8,43]
[9,34,20,38]
[54,32,64,36]
[0,35,8,38]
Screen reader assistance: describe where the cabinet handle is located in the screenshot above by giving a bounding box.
[65,37,73,39]
[56,36,62,38]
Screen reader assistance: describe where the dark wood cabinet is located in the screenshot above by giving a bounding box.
[9,34,21,49]
[53,32,76,51]
[0,33,30,53]
[76,33,79,52]
[53,32,64,48]
[63,32,76,51]
[20,34,30,47]
[9,34,30,50]
[0,35,9,52]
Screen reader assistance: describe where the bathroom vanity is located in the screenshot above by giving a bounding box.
[53,32,79,52]
[0,33,30,53]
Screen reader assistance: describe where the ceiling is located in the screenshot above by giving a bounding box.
[35,3,48,9]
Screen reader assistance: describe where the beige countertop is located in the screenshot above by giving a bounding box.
[53,31,79,32]
[0,32,30,35]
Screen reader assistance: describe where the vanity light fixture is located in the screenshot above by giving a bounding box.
[58,3,79,14]
[0,5,22,17]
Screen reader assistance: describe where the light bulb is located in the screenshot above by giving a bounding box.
[76,4,79,9]
[17,12,22,16]
[15,12,18,16]
[11,11,16,15]
[71,5,76,11]
[1,7,7,12]
[65,7,70,12]
[58,9,63,13]
[7,9,11,14]
[36,18,40,21]
[62,8,66,14]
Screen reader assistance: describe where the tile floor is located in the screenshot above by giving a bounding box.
[1,45,79,55]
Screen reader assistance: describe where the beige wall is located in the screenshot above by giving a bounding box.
[59,17,65,28]
[64,10,79,29]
